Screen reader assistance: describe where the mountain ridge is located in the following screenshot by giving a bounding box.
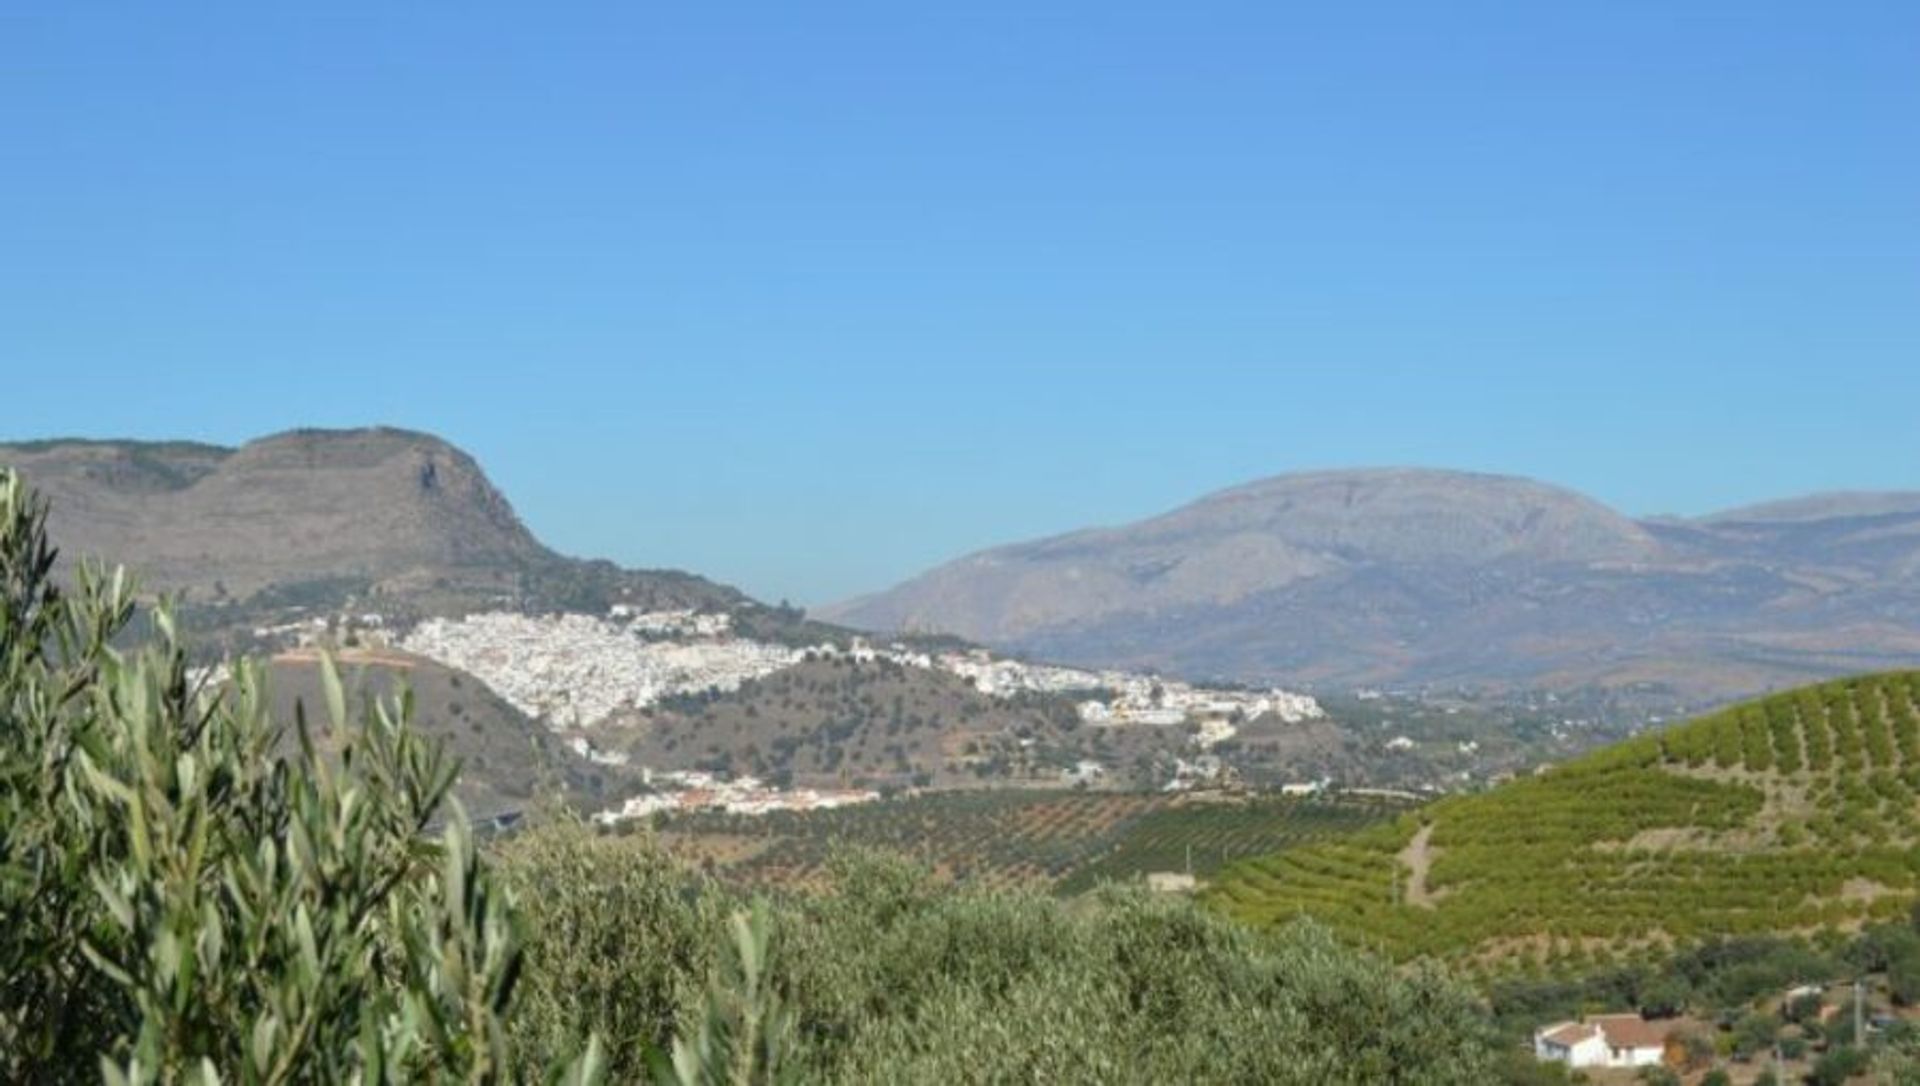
[0,427,749,626]
[824,467,1920,703]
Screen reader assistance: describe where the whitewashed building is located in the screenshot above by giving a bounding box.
[1533,1015,1669,1070]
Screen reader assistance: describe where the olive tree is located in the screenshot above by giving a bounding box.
[0,468,599,1084]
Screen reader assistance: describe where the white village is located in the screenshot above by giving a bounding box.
[382,607,1324,822]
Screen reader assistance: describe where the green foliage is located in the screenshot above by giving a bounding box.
[1810,1045,1870,1086]
[0,469,595,1083]
[655,790,1402,893]
[1493,1049,1578,1085]
[779,852,1499,1084]
[1731,1011,1780,1058]
[652,901,795,1086]
[1802,689,1835,771]
[498,834,1502,1083]
[1877,1027,1920,1086]
[495,821,722,1082]
[1765,700,1802,773]
[1208,671,1920,969]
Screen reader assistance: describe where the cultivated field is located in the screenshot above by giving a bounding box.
[647,789,1406,893]
[1208,672,1920,974]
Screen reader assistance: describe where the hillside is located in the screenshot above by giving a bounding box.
[618,656,1087,789]
[260,648,620,819]
[1206,671,1920,973]
[0,429,747,638]
[610,655,1353,791]
[825,468,1920,702]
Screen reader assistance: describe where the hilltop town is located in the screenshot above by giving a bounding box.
[398,607,1323,744]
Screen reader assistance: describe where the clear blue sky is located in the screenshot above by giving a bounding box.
[4,3,1917,605]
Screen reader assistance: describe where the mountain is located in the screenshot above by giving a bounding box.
[2,429,538,594]
[824,469,1920,703]
[0,428,749,644]
[1208,670,1920,970]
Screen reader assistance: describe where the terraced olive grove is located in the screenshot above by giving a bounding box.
[1208,672,1920,973]
[651,790,1403,892]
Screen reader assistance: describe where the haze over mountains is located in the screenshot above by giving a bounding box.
[826,469,1920,702]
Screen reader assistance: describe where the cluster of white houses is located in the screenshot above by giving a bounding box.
[589,770,880,824]
[396,610,1324,743]
[402,612,803,727]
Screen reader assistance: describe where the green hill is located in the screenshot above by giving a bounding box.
[1206,671,1920,973]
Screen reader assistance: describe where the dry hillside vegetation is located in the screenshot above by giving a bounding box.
[263,649,615,817]
[617,656,1210,790]
[1208,671,1920,973]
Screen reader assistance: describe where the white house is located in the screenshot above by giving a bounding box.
[1534,1014,1669,1070]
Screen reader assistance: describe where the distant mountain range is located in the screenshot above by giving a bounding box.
[823,469,1920,703]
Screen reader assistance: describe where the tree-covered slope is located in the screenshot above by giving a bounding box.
[1207,672,1920,971]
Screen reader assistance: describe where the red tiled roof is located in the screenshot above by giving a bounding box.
[1591,1014,1670,1050]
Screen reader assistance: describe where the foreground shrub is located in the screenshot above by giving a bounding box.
[501,835,1503,1084]
[786,854,1500,1083]
[0,469,592,1083]
[495,820,722,1081]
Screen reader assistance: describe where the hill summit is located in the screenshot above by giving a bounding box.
[825,467,1920,701]
[829,468,1657,643]
[0,427,743,617]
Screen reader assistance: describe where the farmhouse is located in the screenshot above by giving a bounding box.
[1533,1014,1669,1070]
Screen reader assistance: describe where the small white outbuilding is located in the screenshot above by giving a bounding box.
[1533,1014,1669,1070]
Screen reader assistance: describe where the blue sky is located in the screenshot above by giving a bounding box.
[4,3,1917,605]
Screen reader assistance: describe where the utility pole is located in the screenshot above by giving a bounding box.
[1855,978,1865,1048]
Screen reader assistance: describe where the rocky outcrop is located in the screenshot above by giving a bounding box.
[0,428,741,617]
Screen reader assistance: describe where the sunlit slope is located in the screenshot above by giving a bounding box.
[1206,672,1920,969]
